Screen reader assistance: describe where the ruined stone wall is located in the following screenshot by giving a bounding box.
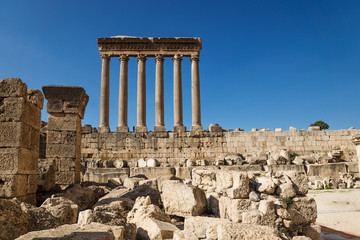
[81,128,359,164]
[0,78,43,205]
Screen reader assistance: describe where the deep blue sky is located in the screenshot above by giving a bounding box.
[1,0,360,131]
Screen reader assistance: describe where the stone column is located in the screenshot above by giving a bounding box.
[154,54,166,132]
[117,54,129,132]
[136,54,147,132]
[191,54,203,132]
[173,54,186,133]
[0,78,43,205]
[352,134,360,176]
[99,55,110,133]
[42,86,89,189]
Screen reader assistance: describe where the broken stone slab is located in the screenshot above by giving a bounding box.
[256,176,277,194]
[219,196,256,223]
[40,196,78,225]
[135,217,179,240]
[184,216,232,239]
[16,222,124,240]
[216,222,281,240]
[208,123,222,132]
[161,180,207,217]
[113,159,127,168]
[123,176,147,190]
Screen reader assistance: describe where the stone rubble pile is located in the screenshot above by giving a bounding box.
[1,167,320,240]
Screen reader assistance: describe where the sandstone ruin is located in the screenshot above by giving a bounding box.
[0,36,360,240]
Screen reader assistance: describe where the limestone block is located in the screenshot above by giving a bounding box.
[0,174,27,198]
[284,171,309,195]
[175,167,192,179]
[219,196,253,222]
[161,180,207,217]
[287,197,317,226]
[47,114,81,131]
[38,158,56,192]
[146,158,159,167]
[307,163,346,179]
[46,143,77,158]
[26,174,38,195]
[130,167,175,179]
[192,168,217,187]
[256,176,276,194]
[0,122,30,149]
[303,223,321,240]
[135,217,178,240]
[276,182,297,198]
[216,221,281,239]
[263,165,305,172]
[137,158,147,168]
[0,97,25,122]
[242,210,263,224]
[209,123,222,132]
[113,159,127,168]
[0,199,29,240]
[55,171,79,186]
[42,85,89,118]
[216,171,233,192]
[63,183,98,211]
[227,171,250,199]
[184,216,231,239]
[308,126,321,131]
[77,209,93,225]
[16,223,124,240]
[0,78,27,97]
[258,200,277,226]
[173,229,198,240]
[123,176,147,190]
[41,196,79,225]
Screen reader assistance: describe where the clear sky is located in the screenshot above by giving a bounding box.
[1,0,360,131]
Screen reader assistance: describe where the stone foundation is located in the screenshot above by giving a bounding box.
[81,128,359,165]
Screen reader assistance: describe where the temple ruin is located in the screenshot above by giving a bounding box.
[97,36,203,133]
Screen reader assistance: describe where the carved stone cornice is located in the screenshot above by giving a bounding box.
[190,54,200,62]
[137,54,147,62]
[173,54,182,62]
[119,54,129,62]
[98,37,202,57]
[155,54,164,62]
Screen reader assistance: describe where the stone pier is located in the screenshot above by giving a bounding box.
[352,134,360,175]
[97,36,203,132]
[0,78,43,205]
[42,86,88,188]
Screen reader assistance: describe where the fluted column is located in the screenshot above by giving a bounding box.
[191,54,203,132]
[117,54,129,132]
[154,54,166,132]
[173,54,186,133]
[99,54,110,133]
[135,54,147,132]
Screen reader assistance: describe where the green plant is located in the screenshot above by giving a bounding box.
[278,227,289,237]
[310,120,329,130]
[325,186,332,189]
[280,197,293,206]
[290,152,299,160]
[314,187,324,190]
[212,174,217,181]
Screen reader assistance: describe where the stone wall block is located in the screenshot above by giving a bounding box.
[55,171,79,185]
[46,144,77,158]
[0,122,30,149]
[0,148,38,175]
[0,174,27,198]
[0,97,26,122]
[24,102,42,130]
[0,78,27,97]
[47,114,81,131]
[26,89,44,109]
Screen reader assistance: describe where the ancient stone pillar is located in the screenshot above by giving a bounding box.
[0,78,43,205]
[190,54,203,132]
[99,55,110,133]
[154,54,166,132]
[42,86,88,188]
[117,54,129,132]
[352,134,360,175]
[136,54,147,132]
[173,54,186,133]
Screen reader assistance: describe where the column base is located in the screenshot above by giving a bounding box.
[154,125,166,132]
[98,125,110,133]
[191,125,203,132]
[135,125,148,133]
[116,125,129,132]
[173,125,186,133]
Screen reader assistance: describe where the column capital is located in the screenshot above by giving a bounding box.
[155,54,164,62]
[101,54,111,61]
[173,54,183,62]
[119,54,129,62]
[137,54,147,62]
[190,54,200,62]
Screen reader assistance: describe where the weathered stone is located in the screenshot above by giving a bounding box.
[138,158,147,168]
[123,176,147,190]
[258,200,277,226]
[226,171,250,199]
[0,199,29,240]
[63,183,98,211]
[277,182,297,198]
[127,196,170,224]
[37,158,56,192]
[161,180,207,217]
[0,78,27,97]
[130,167,175,179]
[113,160,127,168]
[242,210,263,224]
[303,223,321,240]
[216,222,281,240]
[135,217,178,240]
[77,209,94,225]
[40,196,78,225]
[249,191,261,202]
[16,223,124,240]
[256,176,276,194]
[287,197,317,227]
[219,196,253,223]
[146,158,159,167]
[285,171,309,195]
[209,123,222,132]
[184,216,231,239]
